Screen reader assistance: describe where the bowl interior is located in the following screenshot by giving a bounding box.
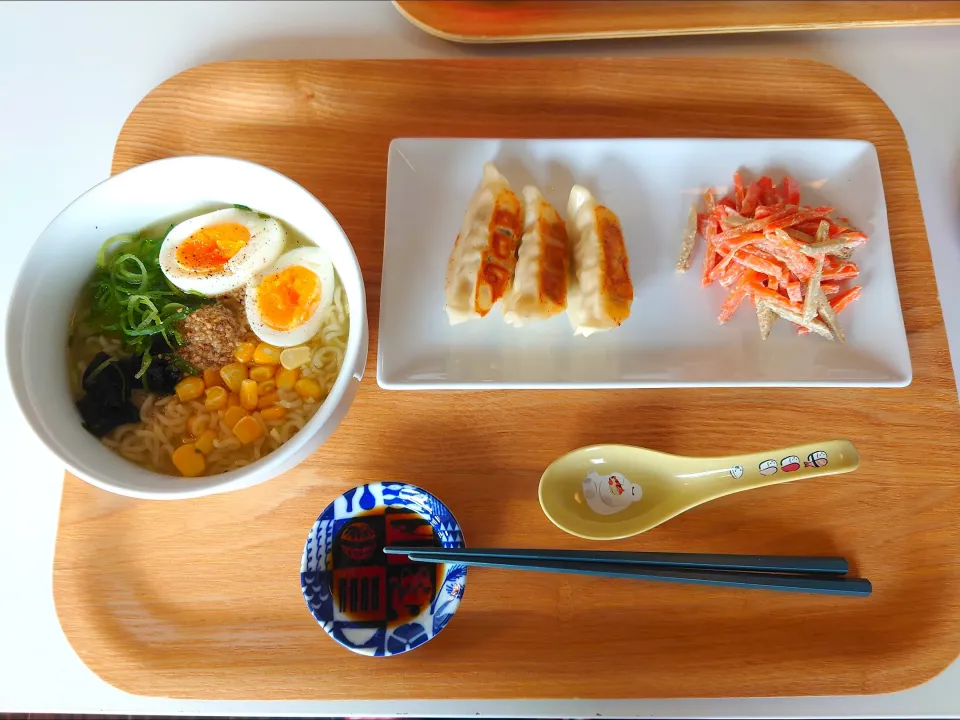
[6,155,367,499]
[300,482,467,657]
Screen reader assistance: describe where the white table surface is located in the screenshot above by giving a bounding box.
[2,1,959,716]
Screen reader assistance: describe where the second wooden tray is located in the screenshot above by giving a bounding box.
[54,58,960,700]
[394,0,960,43]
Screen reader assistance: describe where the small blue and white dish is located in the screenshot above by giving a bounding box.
[300,482,467,657]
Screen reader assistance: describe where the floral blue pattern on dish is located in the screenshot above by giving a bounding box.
[300,482,467,657]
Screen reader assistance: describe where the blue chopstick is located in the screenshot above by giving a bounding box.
[392,552,871,597]
[384,547,849,575]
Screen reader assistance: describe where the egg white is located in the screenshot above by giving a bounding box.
[244,246,336,347]
[159,207,286,296]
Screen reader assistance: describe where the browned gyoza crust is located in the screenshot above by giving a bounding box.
[595,205,633,326]
[536,199,569,312]
[475,188,522,315]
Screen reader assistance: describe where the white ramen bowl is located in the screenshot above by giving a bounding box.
[6,156,368,500]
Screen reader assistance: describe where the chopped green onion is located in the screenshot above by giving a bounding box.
[135,349,151,381]
[83,228,212,374]
[96,234,134,268]
[114,253,149,288]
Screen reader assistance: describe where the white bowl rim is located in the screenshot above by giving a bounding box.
[6,155,368,500]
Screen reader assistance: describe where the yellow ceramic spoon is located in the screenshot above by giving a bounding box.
[538,439,858,541]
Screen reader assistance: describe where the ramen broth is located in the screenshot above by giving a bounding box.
[331,507,442,625]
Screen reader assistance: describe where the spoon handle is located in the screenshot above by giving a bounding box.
[679,438,859,493]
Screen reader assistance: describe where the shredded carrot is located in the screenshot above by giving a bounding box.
[757,176,777,206]
[781,176,801,206]
[691,171,868,340]
[707,233,765,282]
[716,197,736,211]
[741,183,762,217]
[738,252,786,281]
[718,271,755,323]
[756,238,814,280]
[786,281,840,304]
[831,285,863,312]
[733,171,746,212]
[785,282,803,303]
[712,207,796,244]
[701,248,719,288]
[718,262,746,289]
[822,263,860,282]
[746,281,803,314]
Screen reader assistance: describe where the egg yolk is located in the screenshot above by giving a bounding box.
[256,265,321,330]
[175,223,251,270]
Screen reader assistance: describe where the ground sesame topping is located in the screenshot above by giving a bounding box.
[177,302,250,370]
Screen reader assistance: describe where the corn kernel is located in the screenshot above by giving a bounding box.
[227,391,242,408]
[223,405,248,431]
[257,391,280,409]
[195,429,218,455]
[219,362,248,393]
[204,386,228,411]
[260,406,286,421]
[174,376,205,403]
[275,366,299,391]
[257,379,277,395]
[240,379,259,411]
[202,368,223,388]
[187,414,209,437]
[234,342,255,363]
[232,415,263,444]
[172,444,206,477]
[249,365,275,383]
[294,377,323,401]
[280,345,312,370]
[253,342,281,365]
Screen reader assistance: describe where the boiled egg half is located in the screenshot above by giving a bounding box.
[159,207,285,296]
[245,247,335,347]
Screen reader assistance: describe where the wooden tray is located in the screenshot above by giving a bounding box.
[394,1,960,43]
[54,58,960,700]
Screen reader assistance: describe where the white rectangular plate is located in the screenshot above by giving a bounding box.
[377,138,911,389]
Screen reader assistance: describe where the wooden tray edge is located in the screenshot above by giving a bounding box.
[47,524,960,702]
[48,536,960,703]
[114,56,903,151]
[392,0,960,44]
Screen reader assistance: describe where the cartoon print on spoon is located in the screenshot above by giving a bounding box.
[780,456,802,472]
[730,465,744,479]
[759,459,778,476]
[582,471,642,515]
[805,450,828,468]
